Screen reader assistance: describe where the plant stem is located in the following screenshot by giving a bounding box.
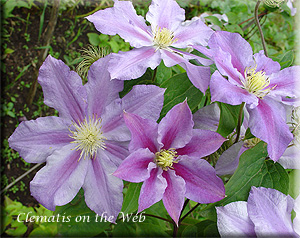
[151,67,158,83]
[255,0,268,56]
[143,213,173,224]
[235,102,245,143]
[179,203,200,224]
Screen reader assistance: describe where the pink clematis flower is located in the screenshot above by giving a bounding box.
[193,31,300,162]
[113,101,226,224]
[86,0,213,93]
[8,55,165,221]
[217,186,299,237]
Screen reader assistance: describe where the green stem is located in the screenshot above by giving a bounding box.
[151,67,158,83]
[143,213,173,224]
[179,203,200,224]
[255,0,268,57]
[235,102,245,143]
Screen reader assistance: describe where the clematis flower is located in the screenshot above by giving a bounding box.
[193,31,300,162]
[113,101,226,224]
[8,55,165,220]
[217,186,299,237]
[86,0,214,93]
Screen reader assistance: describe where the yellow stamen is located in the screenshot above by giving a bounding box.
[242,65,275,98]
[153,27,178,50]
[69,116,106,161]
[154,149,179,171]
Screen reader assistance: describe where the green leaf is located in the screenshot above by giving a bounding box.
[160,73,203,119]
[156,61,172,85]
[121,183,142,214]
[217,103,241,137]
[181,220,219,237]
[112,221,137,237]
[200,142,289,221]
[279,50,294,69]
[54,190,110,237]
[136,223,169,237]
[225,24,243,35]
[87,33,101,46]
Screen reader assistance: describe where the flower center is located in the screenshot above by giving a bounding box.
[242,66,275,98]
[69,116,106,161]
[154,149,178,171]
[153,26,178,50]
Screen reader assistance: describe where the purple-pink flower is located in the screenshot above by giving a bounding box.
[8,55,165,220]
[113,101,226,224]
[193,31,300,161]
[86,0,213,93]
[217,186,299,237]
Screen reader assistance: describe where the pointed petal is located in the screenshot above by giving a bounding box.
[208,31,253,73]
[172,17,213,48]
[113,148,155,183]
[138,166,167,212]
[122,84,165,122]
[277,145,300,169]
[8,116,72,163]
[146,0,185,31]
[174,157,225,203]
[108,47,161,80]
[158,101,193,150]
[248,187,296,236]
[193,103,220,131]
[86,0,152,48]
[85,55,124,117]
[210,70,258,107]
[176,129,225,159]
[215,141,246,176]
[82,152,123,221]
[268,66,300,99]
[30,144,88,210]
[247,98,293,161]
[102,85,165,142]
[161,49,210,93]
[162,170,185,225]
[123,112,159,153]
[253,50,281,75]
[216,201,256,237]
[38,55,86,121]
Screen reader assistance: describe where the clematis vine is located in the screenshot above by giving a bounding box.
[217,186,299,237]
[113,101,226,224]
[86,0,214,93]
[8,55,165,220]
[193,31,300,162]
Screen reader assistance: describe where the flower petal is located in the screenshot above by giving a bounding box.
[30,144,88,210]
[193,103,220,131]
[172,17,213,48]
[160,49,211,93]
[162,170,185,225]
[247,97,293,161]
[38,55,86,121]
[8,116,72,163]
[86,0,152,48]
[158,101,193,150]
[123,111,159,153]
[210,71,258,107]
[216,201,256,237]
[113,148,155,183]
[176,129,225,159]
[108,47,161,80]
[253,50,281,75]
[174,156,225,203]
[247,186,296,236]
[85,54,124,117]
[146,0,185,31]
[277,145,300,169]
[102,85,165,142]
[138,166,167,212]
[268,66,300,99]
[215,141,246,176]
[82,151,123,221]
[103,140,129,167]
[208,31,253,73]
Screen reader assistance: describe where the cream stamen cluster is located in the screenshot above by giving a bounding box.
[153,26,178,50]
[155,149,178,171]
[69,116,106,161]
